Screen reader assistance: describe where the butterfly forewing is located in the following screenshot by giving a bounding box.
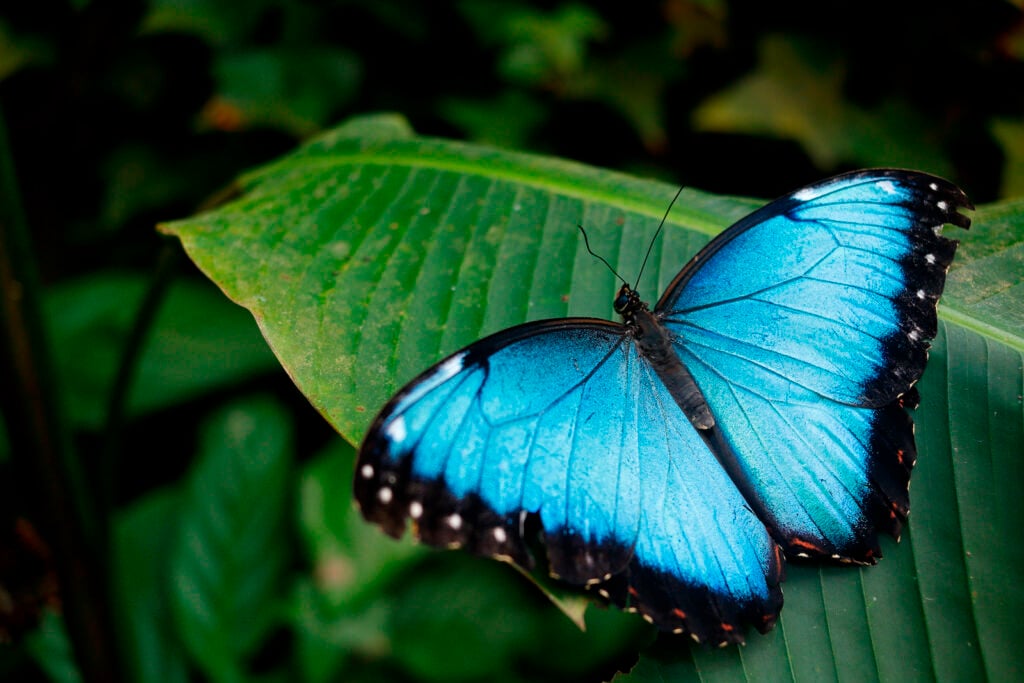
[657,169,971,561]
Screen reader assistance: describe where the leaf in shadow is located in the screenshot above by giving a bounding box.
[169,396,294,683]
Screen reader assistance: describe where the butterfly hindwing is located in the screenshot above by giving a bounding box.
[355,320,783,644]
[657,169,971,561]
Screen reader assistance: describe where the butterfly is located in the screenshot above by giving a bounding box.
[353,169,972,645]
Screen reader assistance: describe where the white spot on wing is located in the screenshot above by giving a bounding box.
[492,527,507,543]
[878,180,898,194]
[917,289,926,300]
[390,353,468,413]
[437,354,466,378]
[360,464,374,479]
[925,253,936,265]
[793,185,828,200]
[385,416,407,443]
[409,501,423,519]
[378,487,393,504]
[929,182,939,191]
[447,513,462,530]
[937,200,948,211]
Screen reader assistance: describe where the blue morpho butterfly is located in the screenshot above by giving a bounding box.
[354,169,972,645]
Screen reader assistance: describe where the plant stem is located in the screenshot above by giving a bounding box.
[100,243,180,520]
[0,109,123,680]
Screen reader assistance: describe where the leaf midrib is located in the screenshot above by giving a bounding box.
[939,306,1024,353]
[243,150,735,237]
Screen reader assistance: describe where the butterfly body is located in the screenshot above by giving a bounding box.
[616,284,715,430]
[354,169,972,645]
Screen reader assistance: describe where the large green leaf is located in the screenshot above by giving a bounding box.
[169,396,294,683]
[114,488,190,683]
[161,114,1024,681]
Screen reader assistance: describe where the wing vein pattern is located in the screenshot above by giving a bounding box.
[355,168,971,644]
[659,169,971,560]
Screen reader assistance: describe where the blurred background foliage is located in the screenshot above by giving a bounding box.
[1,0,1022,681]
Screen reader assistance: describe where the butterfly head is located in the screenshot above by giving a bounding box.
[613,284,645,317]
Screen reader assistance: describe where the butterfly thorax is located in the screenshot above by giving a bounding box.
[614,284,715,430]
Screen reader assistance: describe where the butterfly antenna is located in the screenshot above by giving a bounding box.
[634,184,686,290]
[578,224,628,286]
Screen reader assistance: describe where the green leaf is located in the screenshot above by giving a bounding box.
[140,0,275,46]
[298,440,423,608]
[206,46,360,136]
[162,114,1024,680]
[46,273,279,429]
[22,611,82,683]
[162,113,748,441]
[460,2,606,87]
[990,118,1024,199]
[169,396,294,683]
[437,90,547,149]
[693,35,955,175]
[114,488,190,683]
[943,198,1024,348]
[0,19,54,81]
[292,578,393,683]
[293,440,424,681]
[385,554,646,683]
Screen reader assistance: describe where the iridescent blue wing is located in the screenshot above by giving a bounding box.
[355,320,783,644]
[657,169,972,561]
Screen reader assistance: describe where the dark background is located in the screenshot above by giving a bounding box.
[4,1,1022,282]
[2,1,1022,681]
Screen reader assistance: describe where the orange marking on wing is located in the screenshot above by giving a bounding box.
[672,608,687,619]
[789,537,820,552]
